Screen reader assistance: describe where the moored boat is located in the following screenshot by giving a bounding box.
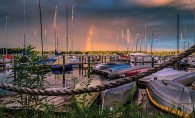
[109,65,131,72]
[74,79,101,108]
[125,67,150,77]
[146,80,194,117]
[101,80,136,110]
[92,62,130,70]
[108,65,151,79]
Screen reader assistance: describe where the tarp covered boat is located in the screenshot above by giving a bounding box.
[108,65,151,79]
[125,67,150,77]
[109,65,131,72]
[93,62,130,70]
[139,68,195,86]
[146,80,195,117]
[74,79,101,109]
[101,80,136,110]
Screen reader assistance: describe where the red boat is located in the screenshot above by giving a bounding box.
[5,54,14,59]
[125,68,150,77]
[117,53,130,59]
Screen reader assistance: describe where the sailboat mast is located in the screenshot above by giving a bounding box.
[66,4,69,54]
[54,4,58,54]
[90,27,93,52]
[144,23,147,54]
[1,31,4,55]
[39,0,43,56]
[6,15,8,55]
[194,8,195,45]
[151,31,154,54]
[71,3,74,52]
[116,31,118,52]
[23,0,26,54]
[177,14,179,54]
[121,30,124,52]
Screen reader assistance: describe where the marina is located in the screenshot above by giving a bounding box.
[1,0,195,117]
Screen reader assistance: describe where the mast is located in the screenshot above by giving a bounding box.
[194,8,195,45]
[136,32,139,52]
[1,31,4,55]
[39,0,43,56]
[116,31,118,52]
[121,30,124,52]
[151,31,154,54]
[144,23,147,54]
[184,26,186,51]
[71,3,74,52]
[45,30,47,52]
[187,33,190,48]
[66,4,69,54]
[90,27,93,52]
[23,0,26,55]
[53,4,58,55]
[6,15,8,55]
[127,29,130,52]
[177,14,179,54]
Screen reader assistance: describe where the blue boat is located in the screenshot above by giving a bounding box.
[109,65,131,72]
[52,63,73,71]
[93,62,130,70]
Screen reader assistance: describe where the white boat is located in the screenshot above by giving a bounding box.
[146,80,194,117]
[101,80,136,110]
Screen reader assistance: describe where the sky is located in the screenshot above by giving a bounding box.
[0,0,195,52]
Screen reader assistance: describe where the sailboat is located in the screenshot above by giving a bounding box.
[51,4,73,71]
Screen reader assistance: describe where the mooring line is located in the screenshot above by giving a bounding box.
[0,46,194,95]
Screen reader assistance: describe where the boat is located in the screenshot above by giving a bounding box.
[125,67,150,77]
[109,65,131,72]
[92,62,130,70]
[138,68,195,87]
[74,79,101,108]
[51,56,73,71]
[101,79,136,110]
[108,65,151,79]
[146,80,194,117]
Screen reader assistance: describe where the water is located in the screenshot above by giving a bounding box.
[0,68,86,90]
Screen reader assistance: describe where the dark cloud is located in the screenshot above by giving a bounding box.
[0,0,195,51]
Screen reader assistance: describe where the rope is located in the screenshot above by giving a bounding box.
[0,46,195,96]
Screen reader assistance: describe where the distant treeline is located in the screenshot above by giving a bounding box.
[0,47,188,56]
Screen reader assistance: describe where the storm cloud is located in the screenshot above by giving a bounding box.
[0,0,195,51]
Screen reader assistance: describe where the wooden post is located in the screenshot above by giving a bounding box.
[88,56,90,78]
[94,55,97,63]
[116,55,119,62]
[129,55,131,64]
[84,56,87,64]
[102,55,103,62]
[99,55,101,62]
[151,56,154,68]
[104,55,106,62]
[142,56,144,65]
[62,55,65,71]
[82,55,84,76]
[163,56,166,63]
[134,56,137,66]
[174,61,179,70]
[79,55,81,75]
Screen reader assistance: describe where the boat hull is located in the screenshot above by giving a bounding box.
[52,64,73,71]
[147,80,193,117]
[125,68,150,77]
[101,81,136,109]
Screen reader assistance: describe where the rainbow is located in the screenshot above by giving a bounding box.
[85,26,93,51]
